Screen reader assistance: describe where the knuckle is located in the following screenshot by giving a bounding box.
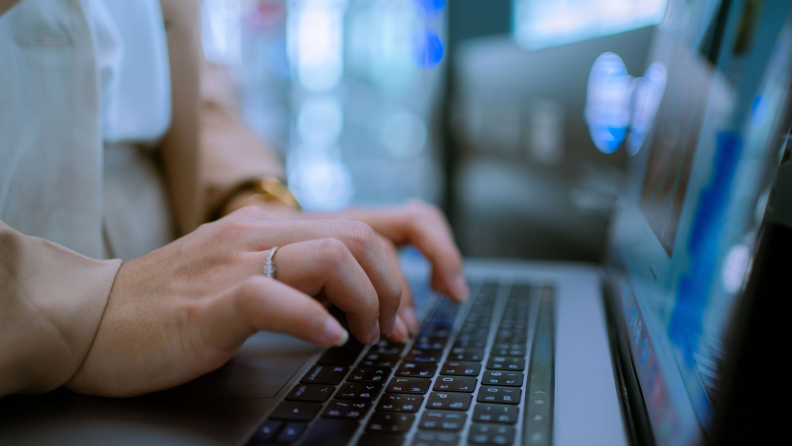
[344,221,378,252]
[314,238,349,268]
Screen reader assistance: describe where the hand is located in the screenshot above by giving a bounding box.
[227,198,469,334]
[64,207,409,397]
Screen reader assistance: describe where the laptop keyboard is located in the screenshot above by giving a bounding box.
[245,281,556,446]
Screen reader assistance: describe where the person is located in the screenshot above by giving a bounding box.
[0,0,467,398]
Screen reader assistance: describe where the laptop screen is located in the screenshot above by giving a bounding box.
[605,0,792,444]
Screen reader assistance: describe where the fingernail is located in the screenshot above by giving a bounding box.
[369,320,381,345]
[392,316,410,343]
[451,275,469,302]
[402,307,419,334]
[323,318,348,347]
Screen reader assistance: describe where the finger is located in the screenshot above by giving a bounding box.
[272,239,386,345]
[225,218,402,336]
[200,276,349,350]
[386,315,410,344]
[349,201,467,302]
[379,235,418,335]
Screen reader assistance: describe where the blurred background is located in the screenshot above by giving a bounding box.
[202,0,668,263]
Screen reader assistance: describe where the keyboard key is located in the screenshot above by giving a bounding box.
[419,327,451,338]
[386,377,431,394]
[411,432,459,446]
[299,419,359,446]
[318,339,365,365]
[482,371,524,387]
[361,353,401,368]
[285,384,335,402]
[418,411,466,431]
[426,392,472,411]
[357,434,406,446]
[395,362,437,378]
[251,420,282,443]
[453,339,487,349]
[404,349,443,363]
[348,367,391,383]
[376,394,425,413]
[491,346,526,357]
[432,376,477,393]
[301,365,349,385]
[370,340,407,356]
[447,348,484,362]
[269,401,322,422]
[322,400,372,420]
[335,383,382,401]
[440,361,481,376]
[476,386,522,404]
[473,404,519,424]
[414,337,447,350]
[468,424,516,445]
[274,422,306,444]
[366,413,415,435]
[486,357,526,371]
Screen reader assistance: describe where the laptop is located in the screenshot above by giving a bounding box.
[2,0,791,445]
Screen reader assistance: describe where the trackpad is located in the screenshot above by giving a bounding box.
[176,332,321,398]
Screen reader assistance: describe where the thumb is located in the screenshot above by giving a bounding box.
[199,276,349,350]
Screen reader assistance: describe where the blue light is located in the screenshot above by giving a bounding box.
[413,29,444,68]
[416,0,445,14]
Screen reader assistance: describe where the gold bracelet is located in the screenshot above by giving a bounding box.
[214,176,301,220]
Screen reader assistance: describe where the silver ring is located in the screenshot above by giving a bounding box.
[263,247,278,278]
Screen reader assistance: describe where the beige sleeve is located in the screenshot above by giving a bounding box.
[200,61,285,220]
[0,222,121,396]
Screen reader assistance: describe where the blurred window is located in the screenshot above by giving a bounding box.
[513,0,667,50]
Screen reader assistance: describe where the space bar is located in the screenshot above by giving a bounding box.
[298,419,359,446]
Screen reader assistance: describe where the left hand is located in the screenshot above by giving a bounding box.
[224,198,468,335]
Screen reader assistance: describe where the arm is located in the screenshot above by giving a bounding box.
[0,222,121,397]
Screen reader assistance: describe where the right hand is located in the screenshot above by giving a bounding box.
[64,206,409,397]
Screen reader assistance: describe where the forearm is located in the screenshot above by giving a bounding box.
[0,222,121,396]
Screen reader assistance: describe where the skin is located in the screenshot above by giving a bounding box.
[65,201,466,397]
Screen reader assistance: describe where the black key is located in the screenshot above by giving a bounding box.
[348,367,391,383]
[447,348,484,362]
[411,432,460,446]
[285,384,335,402]
[418,411,466,431]
[386,377,431,394]
[476,386,522,404]
[301,365,349,385]
[404,349,443,363]
[370,339,407,356]
[426,392,472,411]
[468,424,516,445]
[366,413,415,435]
[275,422,306,444]
[491,346,526,357]
[299,419,359,446]
[251,420,282,443]
[452,339,487,349]
[455,335,488,345]
[414,337,447,350]
[419,327,451,338]
[395,362,437,378]
[432,376,477,393]
[493,343,524,352]
[322,400,372,420]
[318,339,365,365]
[361,353,400,368]
[440,361,481,376]
[486,357,525,371]
[473,404,519,424]
[376,394,424,413]
[357,434,406,446]
[335,383,382,401]
[269,401,322,422]
[482,371,523,387]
